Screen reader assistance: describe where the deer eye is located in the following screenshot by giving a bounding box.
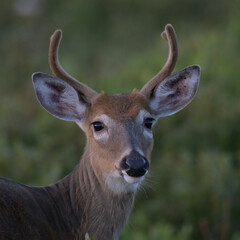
[144,118,155,129]
[92,121,104,132]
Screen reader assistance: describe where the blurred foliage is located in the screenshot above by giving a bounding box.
[0,0,240,239]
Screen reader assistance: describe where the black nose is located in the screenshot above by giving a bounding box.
[120,151,149,178]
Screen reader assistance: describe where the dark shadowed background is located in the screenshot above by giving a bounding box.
[0,0,240,239]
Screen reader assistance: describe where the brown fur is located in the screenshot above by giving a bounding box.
[0,92,153,240]
[89,91,150,120]
[80,92,153,182]
[0,143,135,240]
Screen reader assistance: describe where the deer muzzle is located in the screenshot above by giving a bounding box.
[120,150,149,178]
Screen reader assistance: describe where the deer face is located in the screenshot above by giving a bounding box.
[77,92,154,193]
[32,24,201,194]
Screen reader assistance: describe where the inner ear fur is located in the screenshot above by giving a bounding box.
[32,72,88,122]
[149,65,201,118]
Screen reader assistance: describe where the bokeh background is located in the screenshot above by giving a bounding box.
[0,0,240,239]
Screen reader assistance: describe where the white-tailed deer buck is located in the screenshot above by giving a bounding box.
[0,24,200,240]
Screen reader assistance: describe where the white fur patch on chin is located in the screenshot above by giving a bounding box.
[104,171,145,195]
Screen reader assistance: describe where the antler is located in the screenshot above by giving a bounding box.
[140,24,178,99]
[49,29,99,102]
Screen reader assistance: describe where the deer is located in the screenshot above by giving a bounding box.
[0,24,200,240]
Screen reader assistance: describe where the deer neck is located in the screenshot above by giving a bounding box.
[54,147,135,239]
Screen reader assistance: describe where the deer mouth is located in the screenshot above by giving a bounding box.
[122,170,146,184]
[115,166,146,184]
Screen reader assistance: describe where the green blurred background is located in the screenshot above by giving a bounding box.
[0,0,240,239]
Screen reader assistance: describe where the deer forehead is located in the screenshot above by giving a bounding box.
[89,91,151,120]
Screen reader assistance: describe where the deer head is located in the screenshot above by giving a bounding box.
[32,24,200,194]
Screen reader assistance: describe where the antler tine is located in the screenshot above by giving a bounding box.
[49,29,98,102]
[140,24,178,98]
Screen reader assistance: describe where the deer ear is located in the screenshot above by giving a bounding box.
[32,72,87,121]
[149,65,200,118]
